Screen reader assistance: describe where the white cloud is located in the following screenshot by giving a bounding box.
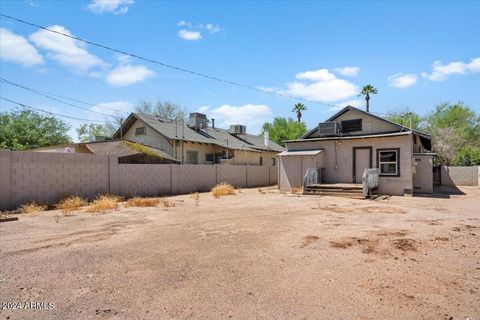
[205,24,220,34]
[268,68,359,103]
[209,104,273,133]
[388,73,417,88]
[296,68,336,81]
[197,106,209,113]
[178,29,202,41]
[178,20,191,27]
[334,66,360,77]
[422,57,480,81]
[87,0,134,14]
[29,25,104,72]
[0,28,44,67]
[105,64,154,86]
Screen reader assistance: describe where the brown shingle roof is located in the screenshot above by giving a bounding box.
[85,140,179,162]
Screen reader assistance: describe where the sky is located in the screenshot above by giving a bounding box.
[0,0,479,140]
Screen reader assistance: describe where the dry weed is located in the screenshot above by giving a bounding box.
[125,197,160,207]
[329,239,353,249]
[290,187,302,195]
[211,183,236,198]
[160,198,176,207]
[55,196,87,215]
[392,238,418,251]
[87,195,120,213]
[300,235,320,248]
[258,188,266,195]
[21,202,47,214]
[191,192,200,207]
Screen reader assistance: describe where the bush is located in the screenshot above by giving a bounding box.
[21,202,47,213]
[55,196,87,214]
[87,195,121,213]
[125,197,160,207]
[211,183,236,198]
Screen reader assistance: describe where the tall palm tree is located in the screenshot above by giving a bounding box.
[292,103,307,122]
[358,85,378,113]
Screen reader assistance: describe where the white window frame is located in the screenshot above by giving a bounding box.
[378,149,399,176]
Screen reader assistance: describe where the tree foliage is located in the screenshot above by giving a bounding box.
[292,103,307,122]
[261,117,307,146]
[134,100,187,120]
[76,123,117,142]
[0,109,71,150]
[385,110,425,130]
[452,146,480,166]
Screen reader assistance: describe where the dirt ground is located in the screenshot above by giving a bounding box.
[1,186,479,320]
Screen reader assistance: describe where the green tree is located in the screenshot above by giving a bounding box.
[76,123,117,142]
[261,117,307,146]
[134,100,187,120]
[358,84,378,112]
[385,110,424,130]
[292,103,307,122]
[0,109,71,150]
[451,146,480,166]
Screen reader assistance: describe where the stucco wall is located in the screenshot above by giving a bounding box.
[412,154,434,193]
[441,166,479,186]
[0,149,277,210]
[282,134,413,195]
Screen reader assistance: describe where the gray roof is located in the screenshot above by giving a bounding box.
[116,113,284,153]
[85,140,179,162]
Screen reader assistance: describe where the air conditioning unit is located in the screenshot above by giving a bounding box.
[189,112,208,129]
[318,121,342,136]
[228,125,246,135]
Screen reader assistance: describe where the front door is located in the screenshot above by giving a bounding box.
[353,147,372,183]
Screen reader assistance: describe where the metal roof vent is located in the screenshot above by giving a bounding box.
[188,112,207,130]
[228,125,246,135]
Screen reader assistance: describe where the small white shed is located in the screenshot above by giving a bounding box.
[278,149,324,191]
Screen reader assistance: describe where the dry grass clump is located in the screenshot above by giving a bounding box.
[87,195,120,213]
[191,192,200,207]
[290,187,303,195]
[258,188,266,195]
[55,196,87,215]
[211,183,236,198]
[21,202,47,214]
[125,197,160,208]
[160,198,176,207]
[329,239,354,249]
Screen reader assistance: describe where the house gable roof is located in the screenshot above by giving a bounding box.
[114,113,284,152]
[300,105,431,140]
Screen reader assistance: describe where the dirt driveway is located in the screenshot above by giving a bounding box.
[1,187,479,319]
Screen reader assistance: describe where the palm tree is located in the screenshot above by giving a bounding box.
[358,85,378,113]
[292,103,307,122]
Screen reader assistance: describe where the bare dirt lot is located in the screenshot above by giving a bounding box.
[1,187,479,319]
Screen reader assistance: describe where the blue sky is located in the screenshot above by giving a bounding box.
[1,0,479,140]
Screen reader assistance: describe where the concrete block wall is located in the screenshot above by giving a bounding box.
[0,149,278,210]
[441,166,479,186]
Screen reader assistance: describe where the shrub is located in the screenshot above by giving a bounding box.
[211,183,236,198]
[87,195,121,213]
[191,192,200,207]
[290,187,302,195]
[55,196,86,214]
[21,202,47,214]
[125,197,160,207]
[160,197,176,207]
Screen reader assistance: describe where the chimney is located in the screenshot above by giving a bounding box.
[264,131,270,148]
[211,118,215,129]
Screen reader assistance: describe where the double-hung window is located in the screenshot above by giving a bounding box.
[377,149,400,176]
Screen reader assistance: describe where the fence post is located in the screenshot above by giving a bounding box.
[0,149,12,210]
[215,164,218,184]
[245,165,248,188]
[108,155,120,195]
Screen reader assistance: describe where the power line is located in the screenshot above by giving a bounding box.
[0,97,109,123]
[0,13,341,109]
[0,77,130,116]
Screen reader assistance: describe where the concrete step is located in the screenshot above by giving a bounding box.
[303,191,364,198]
[305,188,363,193]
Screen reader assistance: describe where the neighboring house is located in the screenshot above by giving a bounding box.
[278,106,435,195]
[34,139,179,164]
[113,112,284,165]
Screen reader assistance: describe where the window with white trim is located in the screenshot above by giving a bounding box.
[378,149,399,176]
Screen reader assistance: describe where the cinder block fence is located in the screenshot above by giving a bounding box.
[440,166,480,187]
[0,149,277,210]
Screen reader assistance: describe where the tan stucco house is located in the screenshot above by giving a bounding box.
[278,106,435,196]
[113,112,284,165]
